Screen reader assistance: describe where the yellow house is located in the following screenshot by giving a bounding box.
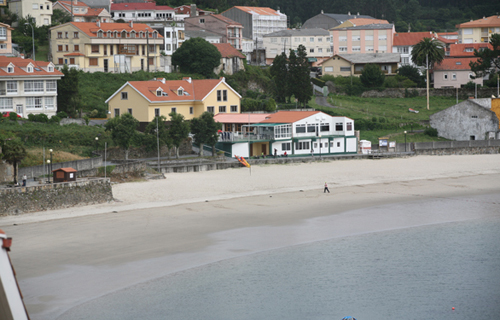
[320,53,400,77]
[49,21,163,72]
[456,15,500,44]
[105,77,241,126]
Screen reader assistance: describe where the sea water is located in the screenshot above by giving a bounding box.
[57,199,500,320]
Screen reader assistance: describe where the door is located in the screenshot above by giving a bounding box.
[261,144,267,155]
[16,104,23,117]
[104,59,109,72]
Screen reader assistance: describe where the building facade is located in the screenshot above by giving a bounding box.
[263,28,332,65]
[110,2,175,22]
[8,0,52,26]
[0,57,63,118]
[433,57,482,89]
[0,23,15,57]
[302,12,375,29]
[221,6,287,49]
[49,22,163,73]
[331,23,395,55]
[320,53,400,77]
[184,14,243,50]
[456,15,500,44]
[213,43,245,75]
[53,0,112,23]
[105,77,241,126]
[392,32,447,68]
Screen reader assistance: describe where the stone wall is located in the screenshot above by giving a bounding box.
[103,140,194,160]
[19,156,103,179]
[372,139,500,155]
[357,88,499,99]
[0,178,113,215]
[76,160,147,177]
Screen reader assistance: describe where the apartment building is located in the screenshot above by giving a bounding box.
[456,15,500,44]
[53,0,112,23]
[185,14,243,50]
[50,22,163,73]
[0,57,63,118]
[8,0,52,26]
[331,23,395,55]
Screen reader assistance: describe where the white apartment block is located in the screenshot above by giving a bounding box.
[8,0,52,26]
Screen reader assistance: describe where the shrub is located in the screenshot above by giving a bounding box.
[56,111,68,118]
[8,112,19,121]
[50,115,61,124]
[463,81,478,90]
[424,127,438,137]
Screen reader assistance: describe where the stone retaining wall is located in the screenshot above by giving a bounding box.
[19,156,103,179]
[0,178,112,215]
[360,87,499,99]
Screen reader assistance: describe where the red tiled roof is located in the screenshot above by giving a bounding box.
[65,22,163,38]
[448,43,493,57]
[214,113,270,123]
[111,3,174,11]
[81,8,106,17]
[213,43,245,59]
[436,36,456,44]
[0,57,63,77]
[58,0,88,8]
[53,167,77,173]
[434,58,478,71]
[456,15,500,28]
[212,14,242,26]
[348,18,389,26]
[260,111,321,123]
[393,32,437,46]
[125,78,228,102]
[230,6,282,16]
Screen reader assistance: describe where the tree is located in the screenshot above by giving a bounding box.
[397,65,425,87]
[57,65,81,117]
[411,37,444,110]
[1,138,27,185]
[104,113,139,160]
[190,112,221,157]
[144,115,171,154]
[51,9,72,25]
[360,64,385,88]
[172,38,221,78]
[288,45,312,106]
[270,52,289,103]
[167,112,190,158]
[470,34,500,79]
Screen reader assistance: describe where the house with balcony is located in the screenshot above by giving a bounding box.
[456,15,500,44]
[215,110,357,158]
[433,57,483,89]
[110,2,175,22]
[49,21,163,73]
[213,43,245,75]
[331,23,395,55]
[0,23,15,57]
[392,32,449,69]
[263,28,332,65]
[184,14,243,50]
[105,77,241,128]
[8,0,53,26]
[320,52,400,77]
[221,6,287,49]
[53,0,111,23]
[0,57,63,118]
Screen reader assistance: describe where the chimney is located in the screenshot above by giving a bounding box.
[161,78,166,84]
[129,21,133,28]
[321,10,324,14]
[357,12,360,16]
[348,11,351,16]
[190,4,197,17]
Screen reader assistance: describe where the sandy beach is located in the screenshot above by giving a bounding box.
[1,154,500,319]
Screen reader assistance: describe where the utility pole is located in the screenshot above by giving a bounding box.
[146,28,150,72]
[426,53,429,110]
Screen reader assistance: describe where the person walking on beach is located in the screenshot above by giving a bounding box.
[324,182,330,193]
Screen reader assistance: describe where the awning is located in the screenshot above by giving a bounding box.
[308,57,317,62]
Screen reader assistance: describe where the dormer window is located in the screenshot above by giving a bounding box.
[177,88,183,96]
[121,31,127,38]
[7,66,14,73]
[108,31,112,38]
[27,65,33,73]
[98,31,103,38]
[48,65,54,72]
[156,89,162,96]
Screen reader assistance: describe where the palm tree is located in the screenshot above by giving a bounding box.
[411,37,445,110]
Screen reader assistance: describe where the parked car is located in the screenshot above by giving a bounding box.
[2,112,21,118]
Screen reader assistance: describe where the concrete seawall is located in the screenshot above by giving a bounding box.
[0,178,112,215]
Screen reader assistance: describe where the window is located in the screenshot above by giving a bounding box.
[378,45,387,52]
[0,98,13,111]
[282,142,291,151]
[189,107,193,114]
[452,73,457,80]
[318,48,323,53]
[470,135,475,140]
[128,108,132,115]
[295,124,306,133]
[318,38,323,42]
[58,58,63,64]
[24,80,44,92]
[48,65,54,72]
[0,44,5,50]
[324,66,333,72]
[352,46,360,52]
[32,4,38,9]
[207,106,214,113]
[171,107,176,113]
[339,36,347,42]
[114,108,120,117]
[347,122,352,131]
[295,141,310,150]
[443,73,448,80]
[70,58,75,64]
[26,97,43,109]
[58,45,63,51]
[154,108,160,117]
[218,106,226,113]
[156,89,162,96]
[366,46,374,52]
[310,48,314,53]
[65,45,69,52]
[397,47,409,53]
[310,37,314,42]
[337,142,341,147]
[121,92,128,100]
[471,115,478,119]
[149,57,154,65]
[336,123,343,131]
[45,97,54,109]
[352,35,361,41]
[402,57,410,65]
[74,8,79,12]
[177,88,183,95]
[271,38,277,43]
[74,45,79,52]
[200,18,205,23]
[469,72,474,79]
[463,28,473,35]
[74,32,79,38]
[7,66,13,73]
[270,48,277,54]
[7,81,17,93]
[378,35,387,40]
[89,58,98,66]
[0,27,6,38]
[339,47,347,52]
[230,105,238,112]
[65,32,68,38]
[91,45,99,53]
[320,123,330,132]
[365,35,373,41]
[340,67,351,72]
[46,80,57,92]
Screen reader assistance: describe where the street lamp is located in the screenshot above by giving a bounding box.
[49,149,53,183]
[95,137,99,154]
[24,22,35,61]
[404,131,407,152]
[146,27,150,72]
[46,159,51,183]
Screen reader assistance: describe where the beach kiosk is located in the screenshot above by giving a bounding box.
[378,137,389,152]
[52,167,77,183]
